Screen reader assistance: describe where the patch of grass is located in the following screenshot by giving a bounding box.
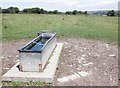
[2,14,118,43]
[2,81,52,86]
[59,44,64,60]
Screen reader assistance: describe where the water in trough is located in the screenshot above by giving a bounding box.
[24,37,50,51]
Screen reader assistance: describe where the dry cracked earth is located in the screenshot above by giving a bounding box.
[1,37,118,86]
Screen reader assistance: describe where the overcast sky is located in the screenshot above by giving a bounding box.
[0,0,119,11]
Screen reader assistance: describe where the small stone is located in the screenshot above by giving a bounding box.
[83,62,93,66]
[65,47,67,49]
[6,58,9,60]
[68,53,72,56]
[3,68,10,70]
[103,63,105,65]
[104,72,107,75]
[109,55,115,57]
[75,46,78,48]
[68,51,72,53]
[110,77,112,81]
[88,53,91,55]
[61,63,63,65]
[57,77,69,82]
[16,55,19,58]
[68,73,80,80]
[82,54,86,57]
[81,57,85,60]
[63,55,66,57]
[94,68,98,71]
[64,42,68,44]
[105,44,109,48]
[69,65,73,67]
[0,56,4,59]
[83,61,87,64]
[78,71,89,77]
[78,59,82,63]
[80,49,83,52]
[8,56,11,58]
[76,68,81,70]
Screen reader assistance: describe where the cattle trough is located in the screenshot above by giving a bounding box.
[2,31,63,83]
[18,32,57,72]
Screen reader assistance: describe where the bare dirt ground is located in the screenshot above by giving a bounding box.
[2,37,118,86]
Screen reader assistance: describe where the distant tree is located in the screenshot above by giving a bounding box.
[65,11,72,15]
[65,11,69,15]
[58,12,63,14]
[78,11,82,14]
[2,9,9,13]
[65,10,84,15]
[0,7,2,13]
[22,8,32,13]
[40,8,44,14]
[53,10,58,14]
[31,8,40,13]
[84,11,88,15]
[72,10,78,15]
[22,8,48,14]
[47,10,59,14]
[22,9,27,13]
[47,11,52,14]
[8,7,20,13]
[14,7,20,13]
[2,7,20,14]
[7,7,15,13]
[107,10,115,16]
[43,10,48,14]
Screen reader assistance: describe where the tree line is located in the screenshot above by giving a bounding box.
[0,7,119,16]
[0,7,87,15]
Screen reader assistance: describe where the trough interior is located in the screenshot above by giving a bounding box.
[24,37,50,51]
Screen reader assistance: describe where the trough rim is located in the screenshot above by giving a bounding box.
[18,32,56,53]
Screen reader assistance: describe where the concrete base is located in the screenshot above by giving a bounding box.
[2,43,63,83]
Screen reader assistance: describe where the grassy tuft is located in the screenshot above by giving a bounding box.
[2,81,52,86]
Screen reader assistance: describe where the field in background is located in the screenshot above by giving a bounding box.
[2,14,118,42]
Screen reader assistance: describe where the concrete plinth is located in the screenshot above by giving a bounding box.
[2,43,63,83]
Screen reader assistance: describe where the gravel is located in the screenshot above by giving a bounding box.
[2,37,118,86]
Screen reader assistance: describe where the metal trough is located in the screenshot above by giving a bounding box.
[18,32,57,72]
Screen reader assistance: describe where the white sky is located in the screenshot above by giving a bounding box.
[0,0,119,11]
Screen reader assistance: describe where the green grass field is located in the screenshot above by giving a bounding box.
[2,14,118,42]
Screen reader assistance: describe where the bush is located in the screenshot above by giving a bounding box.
[107,10,115,16]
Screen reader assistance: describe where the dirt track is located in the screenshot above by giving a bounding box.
[2,37,118,86]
